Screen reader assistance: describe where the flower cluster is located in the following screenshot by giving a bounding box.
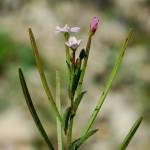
[56,17,99,49]
[54,17,100,116]
[56,24,81,50]
[56,17,99,66]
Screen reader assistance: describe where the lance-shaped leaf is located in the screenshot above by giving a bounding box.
[68,129,98,150]
[81,29,134,137]
[119,116,143,150]
[66,61,71,73]
[74,91,86,111]
[28,28,62,122]
[62,107,71,135]
[79,49,86,60]
[19,68,55,150]
[56,71,63,150]
[71,68,82,95]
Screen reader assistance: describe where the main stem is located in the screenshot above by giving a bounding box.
[67,80,75,147]
[67,114,74,147]
[66,33,93,148]
[67,51,76,147]
[76,33,93,96]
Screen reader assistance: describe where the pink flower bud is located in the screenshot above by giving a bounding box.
[90,17,99,34]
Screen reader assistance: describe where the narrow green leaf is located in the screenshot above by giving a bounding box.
[62,107,71,135]
[68,138,80,150]
[56,70,63,150]
[81,29,134,137]
[28,28,62,122]
[119,116,143,150]
[79,49,86,60]
[19,68,55,150]
[71,68,82,95]
[74,91,87,111]
[75,129,98,149]
[66,61,71,73]
[69,129,98,150]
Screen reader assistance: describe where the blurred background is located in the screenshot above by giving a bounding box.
[0,0,150,149]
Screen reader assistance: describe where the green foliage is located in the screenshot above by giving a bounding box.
[74,91,86,111]
[63,107,71,134]
[19,25,142,150]
[0,31,34,70]
[68,129,98,150]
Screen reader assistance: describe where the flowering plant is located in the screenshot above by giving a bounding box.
[19,17,142,150]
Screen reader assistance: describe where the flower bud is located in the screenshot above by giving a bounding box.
[90,17,99,34]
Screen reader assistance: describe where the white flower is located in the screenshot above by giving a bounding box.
[69,27,80,33]
[65,36,81,50]
[55,24,80,34]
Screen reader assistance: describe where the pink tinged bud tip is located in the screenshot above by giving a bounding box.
[65,36,81,50]
[90,17,99,33]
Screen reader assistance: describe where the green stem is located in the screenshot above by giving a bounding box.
[76,33,93,97]
[56,71,63,150]
[66,33,93,148]
[64,33,72,103]
[67,72,76,148]
[81,29,133,138]
[28,28,62,122]
[67,116,74,147]
[66,45,71,66]
[64,33,71,67]
[72,51,76,66]
[67,93,75,147]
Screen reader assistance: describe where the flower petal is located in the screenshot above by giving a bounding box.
[70,27,80,33]
[65,36,81,50]
[55,26,63,34]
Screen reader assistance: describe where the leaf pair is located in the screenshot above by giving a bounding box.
[62,91,86,135]
[68,129,98,150]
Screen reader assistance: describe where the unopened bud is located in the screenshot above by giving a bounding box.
[90,17,99,34]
